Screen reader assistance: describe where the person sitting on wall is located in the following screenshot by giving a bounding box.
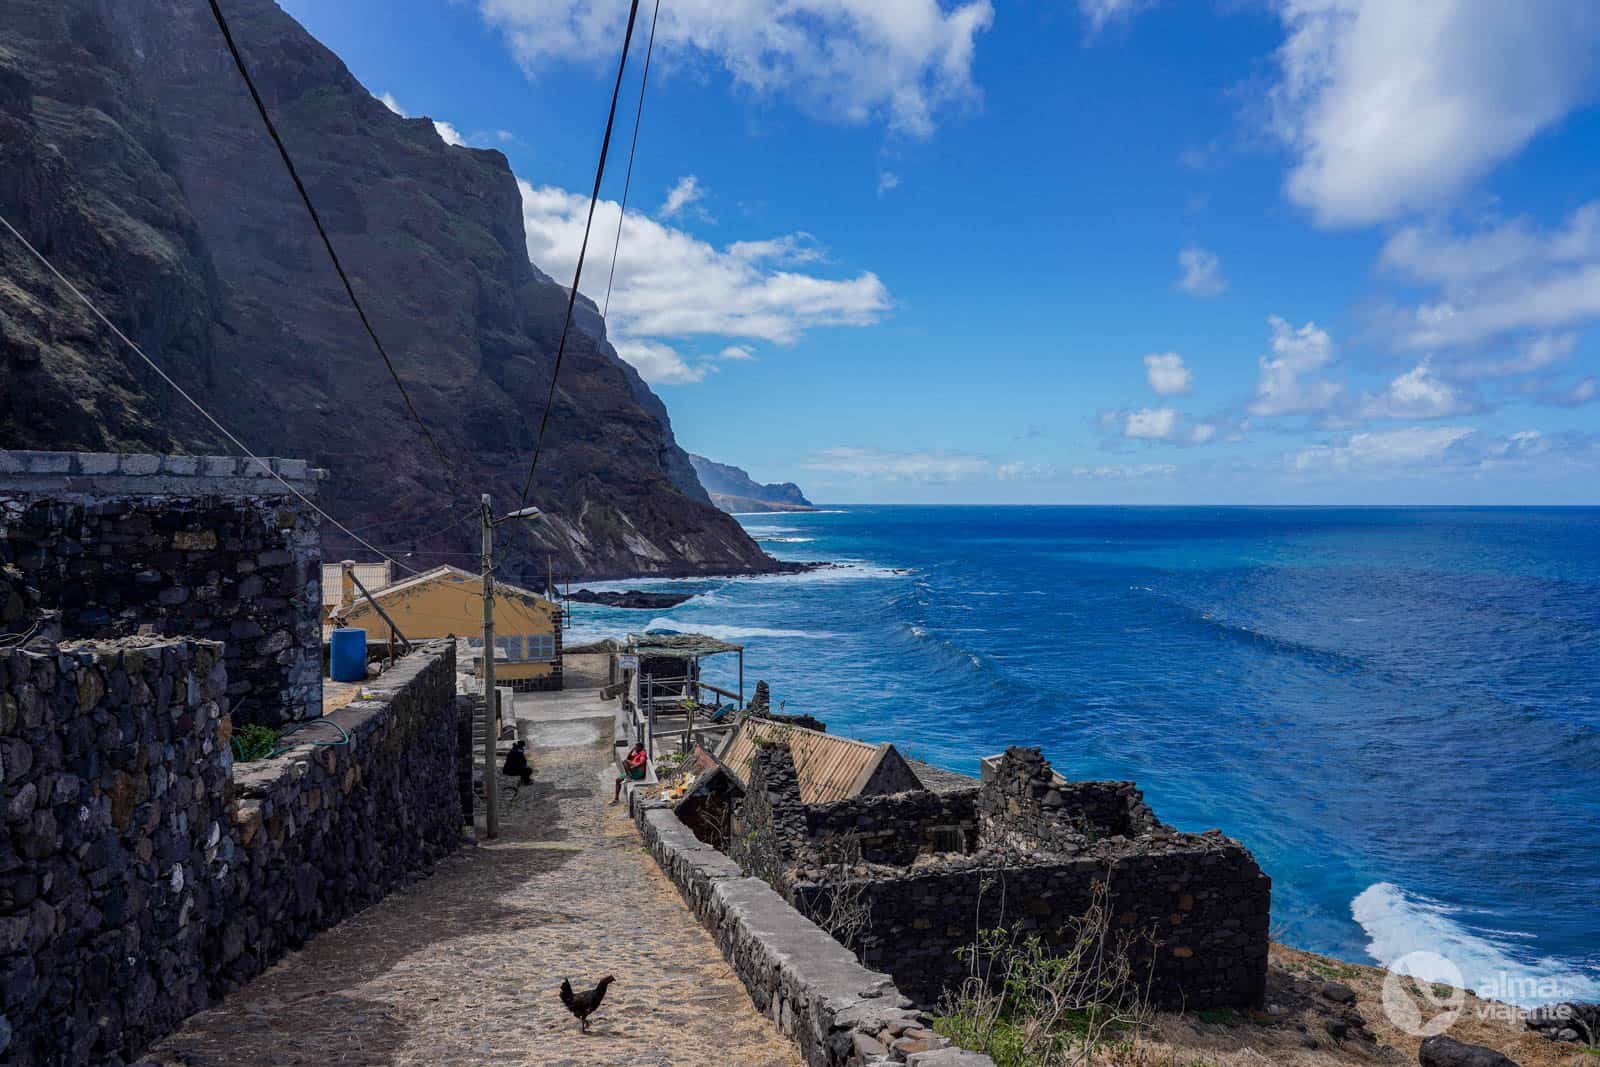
[502,739,533,786]
[613,742,648,803]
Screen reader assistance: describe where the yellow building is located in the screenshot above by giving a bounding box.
[332,564,563,690]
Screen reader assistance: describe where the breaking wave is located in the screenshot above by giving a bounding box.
[1352,882,1600,1006]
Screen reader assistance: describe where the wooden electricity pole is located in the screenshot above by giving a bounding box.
[481,493,498,840]
[478,496,542,842]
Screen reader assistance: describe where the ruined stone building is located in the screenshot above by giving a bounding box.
[683,719,1271,1012]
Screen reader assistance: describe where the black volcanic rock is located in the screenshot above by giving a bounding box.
[688,455,814,513]
[567,589,695,609]
[0,0,773,581]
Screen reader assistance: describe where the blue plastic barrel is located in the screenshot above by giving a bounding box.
[329,627,368,682]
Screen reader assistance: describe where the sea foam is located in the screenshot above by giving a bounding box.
[1352,882,1600,1006]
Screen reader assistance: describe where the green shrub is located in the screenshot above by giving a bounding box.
[232,724,280,762]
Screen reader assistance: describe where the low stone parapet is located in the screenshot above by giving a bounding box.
[631,795,995,1067]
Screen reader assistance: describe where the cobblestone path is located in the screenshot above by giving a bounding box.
[145,716,800,1067]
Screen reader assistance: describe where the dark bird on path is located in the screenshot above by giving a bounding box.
[559,975,615,1032]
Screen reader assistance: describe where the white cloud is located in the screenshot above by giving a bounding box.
[1188,423,1217,445]
[518,181,890,350]
[725,234,826,265]
[1451,332,1577,379]
[1540,376,1598,408]
[1071,463,1177,479]
[718,345,754,360]
[1358,361,1477,420]
[877,171,902,196]
[610,339,707,385]
[1143,352,1192,396]
[374,91,470,148]
[804,447,989,482]
[1124,408,1179,440]
[477,0,995,138]
[661,176,706,219]
[1290,425,1476,473]
[1269,1,1600,227]
[996,462,1055,481]
[1250,315,1341,417]
[1176,246,1227,297]
[1078,0,1156,33]
[1381,205,1600,350]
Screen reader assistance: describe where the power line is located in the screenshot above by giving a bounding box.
[0,210,423,577]
[205,0,454,475]
[374,505,479,554]
[602,0,663,320]
[519,0,644,508]
[346,495,471,537]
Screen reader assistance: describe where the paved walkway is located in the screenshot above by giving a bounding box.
[145,706,799,1067]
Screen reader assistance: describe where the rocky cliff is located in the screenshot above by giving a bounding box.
[0,0,775,581]
[688,454,816,513]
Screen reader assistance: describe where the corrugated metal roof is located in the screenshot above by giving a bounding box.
[335,564,550,609]
[718,717,894,804]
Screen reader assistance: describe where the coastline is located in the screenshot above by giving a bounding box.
[568,506,1599,1028]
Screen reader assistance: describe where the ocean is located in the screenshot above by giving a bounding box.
[567,505,1600,1005]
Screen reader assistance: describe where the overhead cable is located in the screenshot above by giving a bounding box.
[0,211,423,576]
[518,0,645,507]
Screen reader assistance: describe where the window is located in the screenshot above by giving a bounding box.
[468,633,554,661]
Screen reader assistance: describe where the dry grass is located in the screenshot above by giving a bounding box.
[932,880,1590,1067]
[1115,945,1595,1067]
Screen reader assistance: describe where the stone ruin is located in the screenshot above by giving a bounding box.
[724,742,1271,1012]
[1,450,323,726]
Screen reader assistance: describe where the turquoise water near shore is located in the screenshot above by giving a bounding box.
[568,505,1600,1004]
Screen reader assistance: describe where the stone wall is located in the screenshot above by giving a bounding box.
[979,747,1159,853]
[0,637,462,1066]
[632,793,996,1067]
[737,746,1270,1014]
[0,451,323,727]
[728,743,809,880]
[792,832,1272,1011]
[215,641,462,991]
[800,789,978,867]
[1,638,230,1065]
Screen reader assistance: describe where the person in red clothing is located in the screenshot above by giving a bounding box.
[613,742,648,802]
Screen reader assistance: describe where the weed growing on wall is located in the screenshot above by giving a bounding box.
[231,724,280,762]
[934,875,1161,1066]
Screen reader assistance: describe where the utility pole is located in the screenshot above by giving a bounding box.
[481,493,498,840]
[478,496,542,842]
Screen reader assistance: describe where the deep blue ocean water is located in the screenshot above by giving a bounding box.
[570,506,1600,1003]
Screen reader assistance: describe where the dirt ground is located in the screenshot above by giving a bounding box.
[143,714,799,1067]
[1110,945,1593,1067]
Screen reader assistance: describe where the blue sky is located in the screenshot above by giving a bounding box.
[282,0,1600,504]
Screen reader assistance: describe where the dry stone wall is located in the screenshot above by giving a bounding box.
[800,788,978,867]
[1,638,230,1065]
[979,745,1158,852]
[632,793,996,1067]
[737,745,1271,1013]
[0,451,323,727]
[793,831,1271,1010]
[0,637,462,1066]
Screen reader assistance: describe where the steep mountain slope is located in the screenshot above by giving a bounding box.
[0,0,774,581]
[688,454,816,513]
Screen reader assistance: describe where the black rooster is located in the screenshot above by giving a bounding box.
[559,975,615,1032]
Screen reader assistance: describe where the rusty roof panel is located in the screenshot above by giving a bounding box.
[718,717,895,804]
